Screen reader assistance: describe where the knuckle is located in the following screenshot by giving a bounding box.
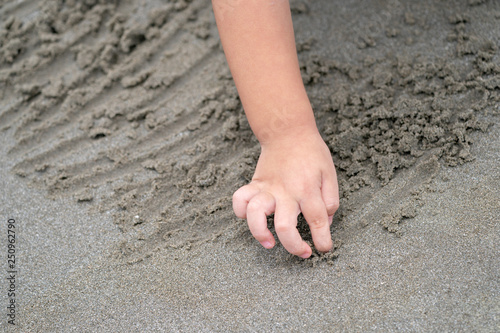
[232,189,245,203]
[251,231,267,241]
[232,192,239,203]
[308,217,326,230]
[232,196,246,219]
[246,198,263,212]
[298,183,314,197]
[274,221,291,234]
[325,199,340,214]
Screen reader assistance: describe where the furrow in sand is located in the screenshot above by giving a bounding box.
[0,53,72,133]
[343,152,441,233]
[114,143,250,223]
[12,101,196,179]
[4,1,202,138]
[0,94,24,131]
[2,10,112,86]
[11,47,227,186]
[104,0,213,83]
[1,4,112,82]
[12,67,104,138]
[21,110,229,196]
[91,140,247,244]
[0,13,112,131]
[1,0,210,121]
[9,39,223,162]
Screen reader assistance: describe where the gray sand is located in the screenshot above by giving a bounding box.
[0,0,499,331]
[1,113,498,332]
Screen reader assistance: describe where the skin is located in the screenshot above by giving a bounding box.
[212,0,339,258]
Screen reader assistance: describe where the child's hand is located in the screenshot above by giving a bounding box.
[233,128,339,258]
[213,0,339,258]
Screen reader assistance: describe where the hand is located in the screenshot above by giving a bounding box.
[233,128,339,258]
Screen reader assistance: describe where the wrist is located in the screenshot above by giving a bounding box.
[258,120,321,149]
[248,102,319,145]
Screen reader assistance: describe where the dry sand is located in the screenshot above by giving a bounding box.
[0,0,499,331]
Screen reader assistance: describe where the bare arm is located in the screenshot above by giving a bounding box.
[213,0,339,258]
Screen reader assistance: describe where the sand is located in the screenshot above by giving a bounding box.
[0,0,499,331]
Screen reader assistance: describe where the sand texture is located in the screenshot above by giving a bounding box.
[0,0,499,331]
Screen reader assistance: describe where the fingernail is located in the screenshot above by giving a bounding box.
[299,252,310,259]
[328,215,333,225]
[262,241,273,249]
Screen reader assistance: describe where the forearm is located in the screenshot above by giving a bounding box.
[212,0,317,144]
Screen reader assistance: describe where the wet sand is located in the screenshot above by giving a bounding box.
[0,0,499,331]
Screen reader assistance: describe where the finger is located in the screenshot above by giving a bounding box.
[300,195,333,253]
[274,200,312,258]
[246,192,276,249]
[321,170,340,219]
[233,184,261,219]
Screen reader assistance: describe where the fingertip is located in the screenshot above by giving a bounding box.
[328,215,333,226]
[234,210,246,220]
[261,240,275,249]
[316,238,333,253]
[299,244,312,259]
[325,200,340,217]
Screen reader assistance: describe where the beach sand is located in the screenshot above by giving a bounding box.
[0,0,498,331]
